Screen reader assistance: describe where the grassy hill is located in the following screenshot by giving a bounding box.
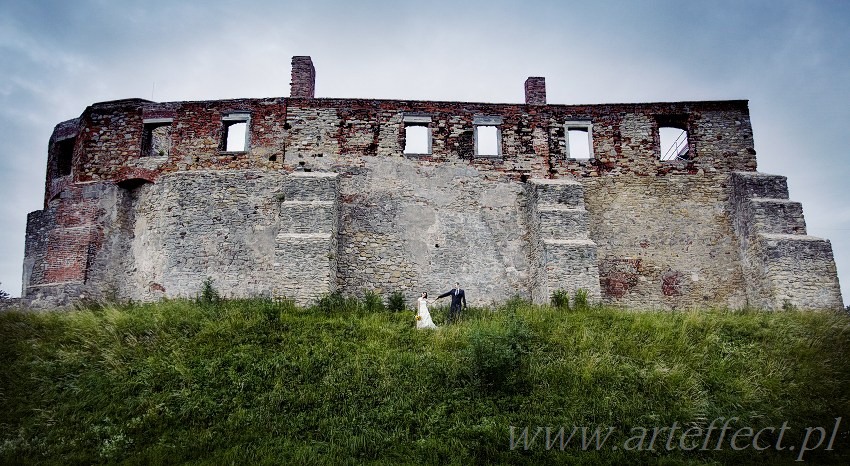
[1,295,849,464]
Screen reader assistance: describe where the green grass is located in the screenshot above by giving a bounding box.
[1,297,849,464]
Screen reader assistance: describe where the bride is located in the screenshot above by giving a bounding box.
[416,292,437,329]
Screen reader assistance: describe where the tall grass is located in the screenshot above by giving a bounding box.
[1,298,849,464]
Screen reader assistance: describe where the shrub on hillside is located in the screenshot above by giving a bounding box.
[503,294,531,312]
[573,288,589,310]
[466,314,532,394]
[313,291,370,315]
[197,277,221,305]
[387,291,406,312]
[362,290,385,313]
[550,289,570,310]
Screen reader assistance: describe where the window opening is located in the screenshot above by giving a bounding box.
[565,121,593,159]
[402,114,432,154]
[141,118,172,157]
[475,125,500,156]
[473,116,502,157]
[56,137,74,176]
[225,123,247,151]
[659,126,689,161]
[222,113,250,152]
[404,125,429,154]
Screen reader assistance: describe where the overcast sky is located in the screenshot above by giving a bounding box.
[1,0,848,305]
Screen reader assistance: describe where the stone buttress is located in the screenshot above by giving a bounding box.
[276,172,339,304]
[732,172,842,310]
[526,179,601,304]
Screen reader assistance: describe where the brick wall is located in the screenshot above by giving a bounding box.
[290,56,316,99]
[21,65,842,309]
[48,96,757,185]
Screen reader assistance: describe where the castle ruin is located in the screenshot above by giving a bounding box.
[22,56,843,310]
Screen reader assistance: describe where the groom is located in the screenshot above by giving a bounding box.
[437,282,467,323]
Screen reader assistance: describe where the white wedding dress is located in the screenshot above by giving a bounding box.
[416,297,437,329]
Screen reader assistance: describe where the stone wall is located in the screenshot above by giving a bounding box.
[44,96,756,191]
[0,298,22,311]
[23,182,116,308]
[336,157,530,304]
[103,171,339,305]
[731,172,842,310]
[20,57,843,310]
[526,179,600,304]
[583,174,748,309]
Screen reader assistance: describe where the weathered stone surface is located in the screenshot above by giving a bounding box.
[526,179,601,303]
[585,174,749,309]
[336,157,530,303]
[115,171,338,305]
[731,171,842,310]
[20,56,842,310]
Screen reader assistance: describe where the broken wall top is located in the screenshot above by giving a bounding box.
[42,81,756,205]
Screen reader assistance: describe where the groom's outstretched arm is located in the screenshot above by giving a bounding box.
[437,291,451,299]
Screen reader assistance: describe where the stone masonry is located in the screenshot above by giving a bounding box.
[731,172,842,309]
[22,56,843,310]
[526,179,600,303]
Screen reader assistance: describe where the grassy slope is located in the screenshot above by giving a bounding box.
[1,298,849,465]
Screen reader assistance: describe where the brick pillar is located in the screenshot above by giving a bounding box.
[291,56,316,98]
[525,77,546,105]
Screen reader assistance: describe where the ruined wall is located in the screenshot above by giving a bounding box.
[731,172,842,309]
[526,179,600,303]
[23,59,843,310]
[584,174,747,309]
[64,98,286,187]
[336,157,530,302]
[25,181,120,307]
[51,96,756,186]
[103,171,339,305]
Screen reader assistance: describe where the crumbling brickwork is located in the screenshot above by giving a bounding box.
[21,57,843,310]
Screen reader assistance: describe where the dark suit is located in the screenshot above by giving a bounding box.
[438,288,466,322]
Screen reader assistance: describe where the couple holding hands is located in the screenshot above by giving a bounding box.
[416,282,467,329]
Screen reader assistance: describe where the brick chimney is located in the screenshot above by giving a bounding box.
[524,77,546,105]
[290,56,316,98]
